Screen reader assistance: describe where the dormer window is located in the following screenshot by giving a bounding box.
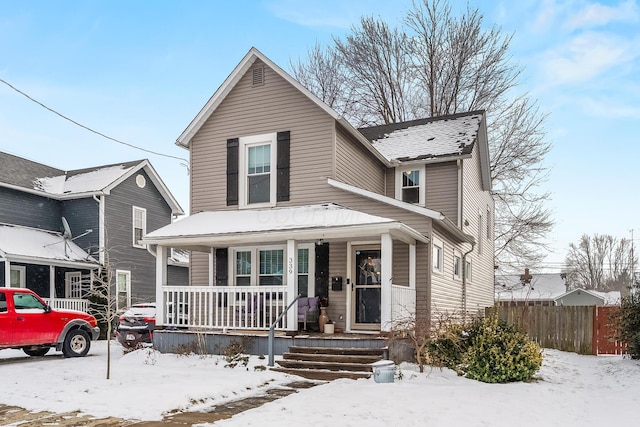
[395,166,425,205]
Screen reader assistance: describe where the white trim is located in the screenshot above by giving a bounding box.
[409,243,416,290]
[155,246,167,325]
[380,233,393,331]
[238,133,277,208]
[132,206,147,249]
[97,195,105,265]
[395,165,425,206]
[65,271,83,298]
[286,240,297,328]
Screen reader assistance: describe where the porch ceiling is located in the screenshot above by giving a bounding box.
[143,203,428,248]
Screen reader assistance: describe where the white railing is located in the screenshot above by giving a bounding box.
[45,298,89,312]
[391,284,416,328]
[162,286,290,331]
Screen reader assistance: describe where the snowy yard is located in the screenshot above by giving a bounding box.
[0,340,638,426]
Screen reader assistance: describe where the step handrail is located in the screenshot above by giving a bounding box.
[268,294,301,367]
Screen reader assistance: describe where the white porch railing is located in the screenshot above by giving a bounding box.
[45,298,89,312]
[391,284,416,328]
[162,286,290,330]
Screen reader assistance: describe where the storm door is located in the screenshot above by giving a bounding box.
[351,247,381,330]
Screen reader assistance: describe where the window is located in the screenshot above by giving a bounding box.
[235,251,252,286]
[132,206,147,248]
[402,170,420,203]
[65,272,83,298]
[453,253,461,279]
[259,249,284,286]
[465,259,473,282]
[116,270,131,311]
[395,166,425,205]
[239,133,277,207]
[230,245,313,290]
[298,248,310,296]
[432,238,444,273]
[478,212,483,255]
[486,207,491,239]
[9,266,26,288]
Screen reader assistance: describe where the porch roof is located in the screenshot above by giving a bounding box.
[0,224,97,269]
[144,203,428,249]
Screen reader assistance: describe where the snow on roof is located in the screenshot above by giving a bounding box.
[591,290,622,305]
[33,164,135,195]
[495,273,567,302]
[0,224,96,264]
[363,112,483,162]
[145,203,395,240]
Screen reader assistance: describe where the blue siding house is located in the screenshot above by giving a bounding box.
[0,151,185,311]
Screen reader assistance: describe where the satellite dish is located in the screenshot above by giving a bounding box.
[62,217,73,240]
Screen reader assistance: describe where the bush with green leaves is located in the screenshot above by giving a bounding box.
[618,289,640,359]
[427,314,543,383]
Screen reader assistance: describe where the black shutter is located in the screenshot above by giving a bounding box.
[226,138,239,206]
[315,242,329,299]
[215,248,228,307]
[276,131,290,202]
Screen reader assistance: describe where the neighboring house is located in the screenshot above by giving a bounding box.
[145,47,495,334]
[495,271,620,306]
[0,151,185,311]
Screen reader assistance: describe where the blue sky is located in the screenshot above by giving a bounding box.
[1,0,638,272]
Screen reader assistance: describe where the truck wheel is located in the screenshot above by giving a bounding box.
[63,329,91,357]
[23,346,50,357]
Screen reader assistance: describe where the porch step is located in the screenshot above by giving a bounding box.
[274,345,387,381]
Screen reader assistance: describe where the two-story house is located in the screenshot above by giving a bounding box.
[145,48,494,335]
[0,151,185,311]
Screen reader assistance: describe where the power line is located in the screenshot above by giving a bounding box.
[0,77,189,166]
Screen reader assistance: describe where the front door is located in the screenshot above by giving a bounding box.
[351,247,381,330]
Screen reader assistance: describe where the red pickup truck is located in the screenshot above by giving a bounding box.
[0,287,100,357]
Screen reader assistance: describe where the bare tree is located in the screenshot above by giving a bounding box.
[564,234,636,292]
[290,0,552,271]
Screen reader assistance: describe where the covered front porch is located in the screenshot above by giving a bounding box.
[0,224,98,311]
[145,204,426,333]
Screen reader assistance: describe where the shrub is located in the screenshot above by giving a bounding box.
[462,314,543,383]
[425,314,543,383]
[618,289,640,359]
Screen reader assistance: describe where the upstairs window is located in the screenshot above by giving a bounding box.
[396,166,425,205]
[453,253,461,279]
[132,206,147,248]
[432,237,444,273]
[239,133,277,207]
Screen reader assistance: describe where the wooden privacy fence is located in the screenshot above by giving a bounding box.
[487,305,625,355]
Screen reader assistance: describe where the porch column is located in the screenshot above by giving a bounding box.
[50,265,55,298]
[286,239,297,330]
[409,243,416,290]
[155,245,168,326]
[4,259,10,287]
[208,248,214,286]
[381,233,393,331]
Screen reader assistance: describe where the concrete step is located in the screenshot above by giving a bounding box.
[270,367,372,381]
[277,359,375,372]
[282,352,381,364]
[288,345,387,357]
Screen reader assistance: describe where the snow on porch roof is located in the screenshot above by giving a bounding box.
[0,224,97,267]
[144,203,428,246]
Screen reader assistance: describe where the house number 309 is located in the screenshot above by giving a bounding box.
[288,257,294,274]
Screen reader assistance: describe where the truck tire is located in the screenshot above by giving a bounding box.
[63,329,91,357]
[23,346,50,357]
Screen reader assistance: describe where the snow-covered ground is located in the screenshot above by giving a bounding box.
[0,340,638,426]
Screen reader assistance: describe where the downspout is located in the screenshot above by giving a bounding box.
[461,242,475,322]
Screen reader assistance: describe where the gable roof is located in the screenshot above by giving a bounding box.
[359,111,491,190]
[495,273,567,302]
[144,203,428,250]
[555,288,621,306]
[0,152,184,215]
[175,47,389,165]
[0,223,97,269]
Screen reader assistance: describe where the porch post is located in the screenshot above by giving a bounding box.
[286,239,297,330]
[3,259,10,287]
[381,233,393,331]
[208,248,214,286]
[50,265,55,299]
[155,245,168,326]
[409,243,416,290]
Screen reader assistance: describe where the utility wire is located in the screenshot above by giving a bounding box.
[0,77,189,165]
